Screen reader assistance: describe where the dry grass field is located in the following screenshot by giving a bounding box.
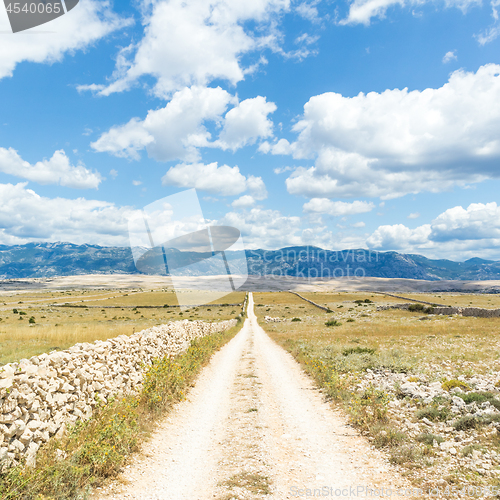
[299,290,500,309]
[259,292,500,371]
[254,291,500,492]
[0,288,245,365]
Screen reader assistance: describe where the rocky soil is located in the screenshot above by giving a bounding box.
[355,368,500,487]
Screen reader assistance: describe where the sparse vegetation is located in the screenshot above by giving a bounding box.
[453,415,480,431]
[457,391,500,410]
[223,471,271,496]
[325,319,342,327]
[408,303,434,314]
[416,405,450,422]
[442,379,471,392]
[342,346,376,356]
[416,432,444,446]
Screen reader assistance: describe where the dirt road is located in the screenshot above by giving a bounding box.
[95,293,406,499]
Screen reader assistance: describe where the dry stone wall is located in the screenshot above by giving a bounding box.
[377,303,500,318]
[288,291,330,311]
[0,318,236,468]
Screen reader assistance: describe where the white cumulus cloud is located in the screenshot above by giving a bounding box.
[92,87,276,161]
[221,208,302,249]
[430,202,500,241]
[245,175,268,200]
[277,64,500,199]
[367,224,432,250]
[92,86,235,162]
[232,195,256,208]
[442,50,457,63]
[216,96,277,151]
[0,148,102,189]
[161,162,268,199]
[0,0,131,80]
[340,0,480,26]
[81,0,291,98]
[366,202,500,259]
[303,198,375,216]
[0,182,134,245]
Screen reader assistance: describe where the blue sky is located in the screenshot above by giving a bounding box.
[1,0,500,260]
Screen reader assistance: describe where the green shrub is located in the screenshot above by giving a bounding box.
[407,304,434,313]
[28,317,35,324]
[457,391,500,410]
[349,386,389,428]
[461,444,483,457]
[442,379,471,392]
[408,303,424,312]
[325,319,342,327]
[291,317,301,322]
[416,405,450,422]
[12,308,18,314]
[453,415,480,431]
[416,433,444,446]
[390,445,422,465]
[346,318,355,323]
[342,346,376,356]
[483,414,500,425]
[373,426,406,448]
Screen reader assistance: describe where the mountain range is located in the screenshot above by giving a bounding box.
[1,242,500,281]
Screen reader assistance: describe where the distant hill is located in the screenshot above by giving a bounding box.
[1,242,500,281]
[0,243,136,278]
[244,247,500,281]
